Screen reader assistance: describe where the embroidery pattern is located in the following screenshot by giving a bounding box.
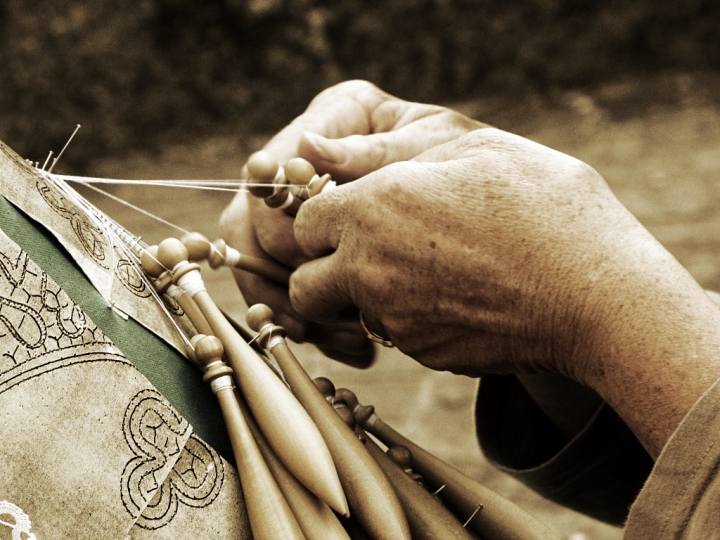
[135,435,225,530]
[0,500,38,540]
[0,238,119,394]
[121,389,223,529]
[35,176,111,269]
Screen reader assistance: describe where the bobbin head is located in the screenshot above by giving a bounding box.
[314,377,336,401]
[285,157,316,186]
[140,245,165,278]
[194,335,225,370]
[181,232,212,261]
[208,238,227,269]
[334,387,359,412]
[246,304,286,346]
[157,238,189,269]
[387,445,413,470]
[246,151,280,198]
[246,303,275,332]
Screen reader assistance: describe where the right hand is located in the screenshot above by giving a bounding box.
[219,80,486,365]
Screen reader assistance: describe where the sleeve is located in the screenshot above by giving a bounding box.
[624,376,720,539]
[475,374,653,526]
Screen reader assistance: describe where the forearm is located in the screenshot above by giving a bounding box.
[573,223,720,459]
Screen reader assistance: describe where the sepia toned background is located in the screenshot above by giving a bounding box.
[2,2,720,538]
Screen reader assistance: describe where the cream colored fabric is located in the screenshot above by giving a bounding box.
[0,229,250,539]
[625,376,720,539]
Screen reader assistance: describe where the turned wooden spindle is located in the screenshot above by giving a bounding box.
[230,381,350,540]
[193,335,305,540]
[246,151,294,209]
[386,446,426,485]
[156,238,348,516]
[331,398,476,540]
[179,232,292,287]
[246,151,336,215]
[209,238,292,286]
[246,303,411,540]
[140,245,214,338]
[337,388,562,540]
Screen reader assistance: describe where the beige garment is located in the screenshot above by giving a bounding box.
[625,376,720,539]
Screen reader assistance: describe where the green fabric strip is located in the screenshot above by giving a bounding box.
[0,194,233,462]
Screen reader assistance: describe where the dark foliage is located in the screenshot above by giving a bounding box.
[1,0,719,170]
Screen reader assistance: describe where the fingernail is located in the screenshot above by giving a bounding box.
[303,132,344,164]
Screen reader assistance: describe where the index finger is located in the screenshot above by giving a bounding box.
[261,80,391,164]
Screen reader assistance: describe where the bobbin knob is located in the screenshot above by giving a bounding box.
[246,303,275,332]
[314,377,336,401]
[156,238,189,269]
[387,446,413,469]
[246,151,281,198]
[194,334,224,365]
[181,232,212,261]
[208,239,228,269]
[246,303,287,347]
[335,388,359,412]
[285,157,317,186]
[140,245,165,278]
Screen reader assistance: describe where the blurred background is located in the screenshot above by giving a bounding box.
[3,1,720,538]
[2,0,719,170]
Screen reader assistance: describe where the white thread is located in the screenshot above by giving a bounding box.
[166,284,184,300]
[267,335,285,349]
[177,270,207,298]
[210,376,234,394]
[224,246,241,266]
[278,191,294,210]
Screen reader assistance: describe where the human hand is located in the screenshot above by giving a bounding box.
[290,127,708,380]
[220,80,485,365]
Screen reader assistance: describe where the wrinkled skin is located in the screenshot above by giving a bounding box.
[222,80,720,457]
[220,80,485,366]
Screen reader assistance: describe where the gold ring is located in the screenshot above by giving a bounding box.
[359,312,394,348]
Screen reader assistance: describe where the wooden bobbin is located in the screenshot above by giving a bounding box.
[194,335,305,540]
[140,245,213,338]
[246,303,411,540]
[233,383,351,540]
[209,238,292,286]
[246,151,283,199]
[246,151,293,209]
[341,389,562,540]
[156,238,348,516]
[330,399,474,540]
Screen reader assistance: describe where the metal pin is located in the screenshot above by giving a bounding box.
[48,124,81,173]
[462,504,483,528]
